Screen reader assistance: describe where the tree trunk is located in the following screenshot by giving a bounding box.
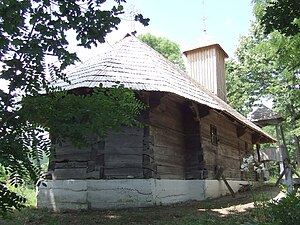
[294,135,300,167]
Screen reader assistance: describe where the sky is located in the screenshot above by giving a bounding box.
[0,1,256,91]
[68,0,256,64]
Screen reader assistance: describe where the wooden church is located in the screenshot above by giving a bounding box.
[37,34,275,211]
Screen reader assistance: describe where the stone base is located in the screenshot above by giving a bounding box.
[37,179,248,211]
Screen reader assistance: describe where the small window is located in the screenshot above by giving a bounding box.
[210,125,218,145]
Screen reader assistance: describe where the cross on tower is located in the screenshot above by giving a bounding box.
[201,0,207,34]
[127,4,140,35]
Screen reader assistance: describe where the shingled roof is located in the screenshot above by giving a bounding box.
[248,105,284,127]
[55,34,275,143]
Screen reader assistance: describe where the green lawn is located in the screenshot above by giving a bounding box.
[0,185,280,225]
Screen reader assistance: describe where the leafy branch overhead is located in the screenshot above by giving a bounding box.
[22,84,145,148]
[0,0,148,215]
[259,0,300,36]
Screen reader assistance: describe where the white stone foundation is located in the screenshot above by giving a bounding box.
[37,179,248,211]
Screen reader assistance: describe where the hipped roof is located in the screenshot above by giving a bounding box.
[249,105,284,126]
[54,34,275,144]
[183,33,229,58]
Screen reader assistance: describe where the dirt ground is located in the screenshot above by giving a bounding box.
[197,184,282,216]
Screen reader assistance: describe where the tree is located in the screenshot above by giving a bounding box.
[226,3,300,164]
[256,0,300,164]
[138,33,186,71]
[0,0,148,215]
[256,0,300,36]
[254,0,300,71]
[226,22,276,115]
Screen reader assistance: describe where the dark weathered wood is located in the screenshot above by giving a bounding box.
[53,168,87,180]
[55,162,87,169]
[222,175,236,197]
[104,167,144,179]
[149,96,187,179]
[186,169,208,180]
[143,128,156,178]
[189,102,210,120]
[149,92,166,108]
[184,103,206,179]
[55,153,92,162]
[49,90,259,182]
[102,127,144,178]
[200,109,254,179]
[237,126,247,138]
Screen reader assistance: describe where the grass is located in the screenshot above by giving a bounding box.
[0,184,281,225]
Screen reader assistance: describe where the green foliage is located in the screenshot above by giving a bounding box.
[226,22,276,116]
[0,0,148,216]
[0,182,36,217]
[0,184,26,217]
[264,191,300,225]
[22,84,144,147]
[259,0,300,36]
[226,12,300,161]
[138,33,186,71]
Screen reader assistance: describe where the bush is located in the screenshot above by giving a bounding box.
[0,184,26,217]
[265,190,300,225]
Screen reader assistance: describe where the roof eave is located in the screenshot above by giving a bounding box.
[183,44,229,58]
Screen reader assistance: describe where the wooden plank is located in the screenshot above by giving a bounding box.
[215,166,235,197]
[53,168,87,180]
[222,175,236,197]
[105,135,144,148]
[107,127,144,136]
[86,170,100,179]
[104,161,142,168]
[55,144,91,155]
[152,127,185,143]
[105,146,143,155]
[55,153,91,161]
[150,108,184,132]
[104,167,143,178]
[154,153,185,166]
[159,174,184,179]
[55,162,87,169]
[186,170,208,179]
[105,154,142,163]
[157,165,185,178]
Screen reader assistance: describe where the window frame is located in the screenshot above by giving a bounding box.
[210,124,218,146]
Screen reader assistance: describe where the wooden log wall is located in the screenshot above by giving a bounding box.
[51,90,254,181]
[52,135,104,179]
[104,127,144,178]
[52,127,145,180]
[149,95,186,179]
[183,104,206,179]
[201,110,252,179]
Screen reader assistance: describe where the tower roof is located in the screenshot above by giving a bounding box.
[183,33,229,58]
